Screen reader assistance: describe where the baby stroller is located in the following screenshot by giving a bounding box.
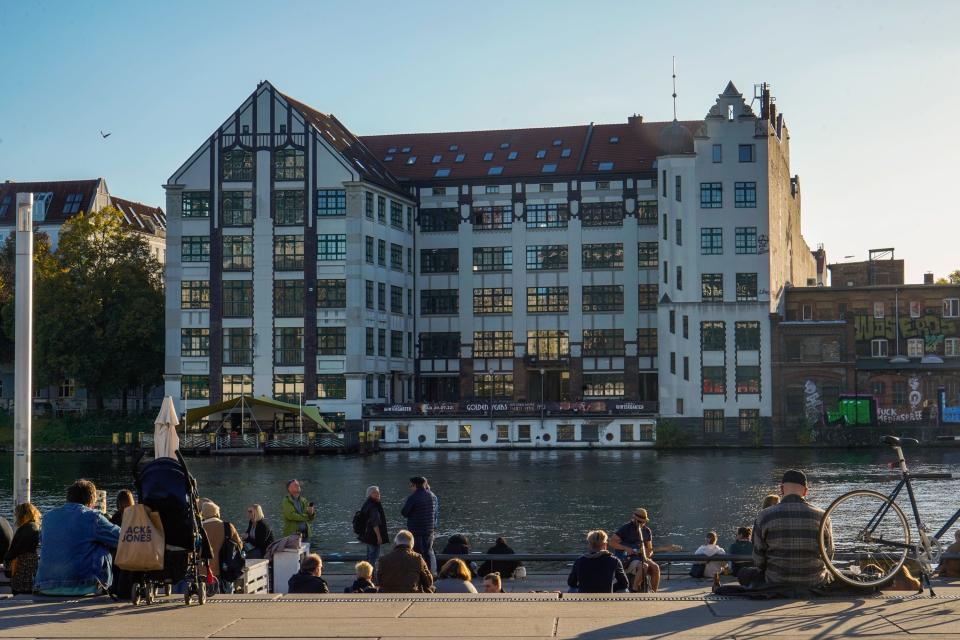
[128,451,212,606]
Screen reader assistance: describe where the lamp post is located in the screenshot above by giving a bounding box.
[539,367,546,428]
[14,193,33,506]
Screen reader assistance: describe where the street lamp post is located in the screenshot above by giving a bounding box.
[14,193,33,507]
[539,367,546,427]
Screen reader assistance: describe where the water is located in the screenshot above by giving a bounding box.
[2,448,960,556]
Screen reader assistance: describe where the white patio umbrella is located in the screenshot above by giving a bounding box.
[154,395,181,459]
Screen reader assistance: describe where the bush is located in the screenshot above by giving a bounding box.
[0,412,152,446]
[654,418,690,448]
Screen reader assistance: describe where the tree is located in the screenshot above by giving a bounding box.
[32,207,164,411]
[0,232,57,363]
[935,270,960,285]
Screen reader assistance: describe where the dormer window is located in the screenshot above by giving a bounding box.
[552,139,562,146]
[449,144,459,151]
[499,142,510,149]
[598,161,614,171]
[609,136,620,143]
[434,168,451,178]
[455,154,465,163]
[384,155,394,162]
[507,151,518,160]
[560,148,572,158]
[431,154,442,164]
[536,150,546,159]
[388,147,397,153]
[401,146,411,153]
[483,152,494,161]
[0,195,11,216]
[406,156,417,165]
[727,105,734,121]
[541,164,557,173]
[63,193,83,214]
[488,166,504,175]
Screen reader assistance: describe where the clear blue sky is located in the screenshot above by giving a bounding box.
[2,1,958,282]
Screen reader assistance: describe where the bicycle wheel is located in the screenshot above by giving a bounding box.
[819,489,910,588]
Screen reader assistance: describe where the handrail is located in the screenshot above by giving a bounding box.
[314,551,960,564]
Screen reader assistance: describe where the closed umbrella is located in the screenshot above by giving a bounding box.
[154,395,181,459]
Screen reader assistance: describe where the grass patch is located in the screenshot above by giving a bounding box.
[0,413,152,447]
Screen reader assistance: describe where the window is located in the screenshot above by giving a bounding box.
[435,425,448,442]
[561,148,572,158]
[638,284,658,310]
[702,321,726,351]
[274,148,304,180]
[377,282,386,311]
[222,375,252,401]
[365,192,374,219]
[274,190,304,225]
[675,175,682,201]
[735,321,761,351]
[488,166,504,176]
[700,227,723,255]
[473,287,513,314]
[582,243,623,269]
[63,192,83,214]
[871,339,889,358]
[317,279,346,308]
[581,201,624,227]
[712,144,722,163]
[474,374,513,399]
[317,326,346,355]
[416,333,458,360]
[582,285,623,312]
[390,243,403,271]
[274,327,304,365]
[874,301,885,319]
[181,329,209,357]
[662,214,668,241]
[181,375,209,400]
[637,201,657,225]
[316,189,346,216]
[223,328,252,365]
[904,338,924,358]
[669,310,676,334]
[582,329,625,356]
[223,280,253,317]
[377,239,386,266]
[802,304,813,321]
[526,244,568,270]
[700,182,722,208]
[596,162,613,171]
[496,424,510,443]
[405,156,417,165]
[637,328,657,356]
[736,366,761,394]
[483,151,494,161]
[180,281,210,309]
[620,424,635,442]
[420,208,459,232]
[455,154,465,162]
[222,235,253,271]
[274,280,304,317]
[317,234,346,261]
[485,185,500,194]
[421,289,458,315]
[525,203,568,229]
[738,144,755,163]
[182,192,211,218]
[739,409,760,433]
[365,280,374,309]
[222,149,253,181]
[944,299,959,318]
[669,352,676,374]
[526,330,569,360]
[506,151,518,160]
[316,374,346,399]
[390,201,403,228]
[735,227,758,254]
[638,242,658,268]
[702,367,726,395]
[473,246,512,272]
[396,423,408,442]
[182,236,210,262]
[274,374,304,404]
[421,248,458,273]
[390,285,403,313]
[701,273,724,302]
[581,374,624,398]
[0,195,8,216]
[366,328,374,355]
[274,235,304,271]
[736,273,758,302]
[683,356,689,380]
[365,236,374,264]
[675,218,682,245]
[518,424,531,442]
[527,286,569,313]
[377,196,386,222]
[391,330,404,357]
[734,182,757,208]
[945,338,959,356]
[473,331,512,358]
[473,205,512,230]
[406,206,413,231]
[222,191,253,226]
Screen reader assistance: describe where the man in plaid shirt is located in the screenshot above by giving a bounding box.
[749,469,833,588]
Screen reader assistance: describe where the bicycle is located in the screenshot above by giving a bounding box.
[818,435,960,595]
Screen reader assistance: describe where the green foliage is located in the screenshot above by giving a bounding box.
[0,413,152,446]
[653,418,690,448]
[935,270,960,285]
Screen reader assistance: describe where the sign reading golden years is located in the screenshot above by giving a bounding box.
[366,400,656,417]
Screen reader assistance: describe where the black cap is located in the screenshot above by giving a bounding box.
[782,469,807,486]
[410,476,427,488]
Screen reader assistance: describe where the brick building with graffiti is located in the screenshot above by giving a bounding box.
[772,281,960,442]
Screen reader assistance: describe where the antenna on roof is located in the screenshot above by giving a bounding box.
[671,56,678,121]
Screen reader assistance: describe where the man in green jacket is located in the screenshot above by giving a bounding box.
[281,479,316,540]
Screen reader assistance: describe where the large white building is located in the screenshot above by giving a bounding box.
[164,80,819,446]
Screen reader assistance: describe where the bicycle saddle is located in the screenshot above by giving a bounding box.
[882,435,919,446]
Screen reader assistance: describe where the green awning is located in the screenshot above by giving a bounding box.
[185,395,333,431]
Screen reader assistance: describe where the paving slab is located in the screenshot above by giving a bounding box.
[213,616,558,638]
[402,598,707,618]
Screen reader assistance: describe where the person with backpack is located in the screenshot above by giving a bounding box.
[355,486,388,565]
[199,500,245,593]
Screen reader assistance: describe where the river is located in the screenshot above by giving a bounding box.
[2,448,960,556]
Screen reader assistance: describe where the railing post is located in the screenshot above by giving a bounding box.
[308,431,316,455]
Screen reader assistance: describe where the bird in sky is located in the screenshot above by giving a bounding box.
[100,130,111,139]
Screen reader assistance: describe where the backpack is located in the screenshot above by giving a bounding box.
[352,508,368,538]
[219,522,246,583]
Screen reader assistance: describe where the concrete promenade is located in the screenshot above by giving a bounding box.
[3,578,960,639]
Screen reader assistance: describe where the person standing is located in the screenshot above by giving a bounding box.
[568,530,629,593]
[281,479,316,541]
[244,504,275,559]
[400,476,437,573]
[200,501,245,592]
[357,486,388,565]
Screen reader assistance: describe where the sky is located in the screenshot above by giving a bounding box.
[1,0,958,283]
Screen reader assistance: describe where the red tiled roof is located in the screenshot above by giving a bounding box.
[111,196,166,237]
[0,179,101,224]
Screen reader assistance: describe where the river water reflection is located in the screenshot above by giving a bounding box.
[2,448,960,556]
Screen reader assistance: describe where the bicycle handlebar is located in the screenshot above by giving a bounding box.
[882,435,919,447]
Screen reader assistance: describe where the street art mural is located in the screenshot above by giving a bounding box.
[804,379,822,426]
[854,313,958,354]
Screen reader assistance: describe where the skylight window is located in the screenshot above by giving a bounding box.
[552,139,562,146]
[609,136,620,143]
[0,195,10,216]
[388,147,397,153]
[560,148,572,158]
[406,156,417,165]
[401,146,411,153]
[507,151,518,160]
[63,193,83,214]
[455,154,465,163]
[384,155,394,162]
[598,161,614,171]
[488,166,504,176]
[541,164,557,173]
[499,142,510,149]
[449,144,459,151]
[431,154,442,164]
[536,150,546,159]
[483,152,494,161]
[434,168,451,178]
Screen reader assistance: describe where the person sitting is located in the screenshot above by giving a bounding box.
[938,530,960,577]
[728,527,753,579]
[375,529,433,593]
[3,503,41,595]
[568,530,629,593]
[441,534,477,576]
[476,537,523,579]
[0,513,12,561]
[610,507,677,592]
[200,501,244,592]
[109,490,135,527]
[243,504,275,559]
[34,479,120,596]
[761,494,781,510]
[344,561,378,593]
[434,558,478,593]
[483,572,504,593]
[692,531,726,579]
[288,553,329,594]
[889,565,922,591]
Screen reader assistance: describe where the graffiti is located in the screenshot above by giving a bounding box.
[804,380,822,426]
[854,314,958,351]
[757,234,769,255]
[878,408,923,424]
[908,376,922,411]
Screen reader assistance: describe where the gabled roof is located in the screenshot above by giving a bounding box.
[111,196,166,237]
[0,179,101,224]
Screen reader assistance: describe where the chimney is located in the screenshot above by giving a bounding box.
[628,114,644,126]
[924,272,935,285]
[760,83,771,121]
